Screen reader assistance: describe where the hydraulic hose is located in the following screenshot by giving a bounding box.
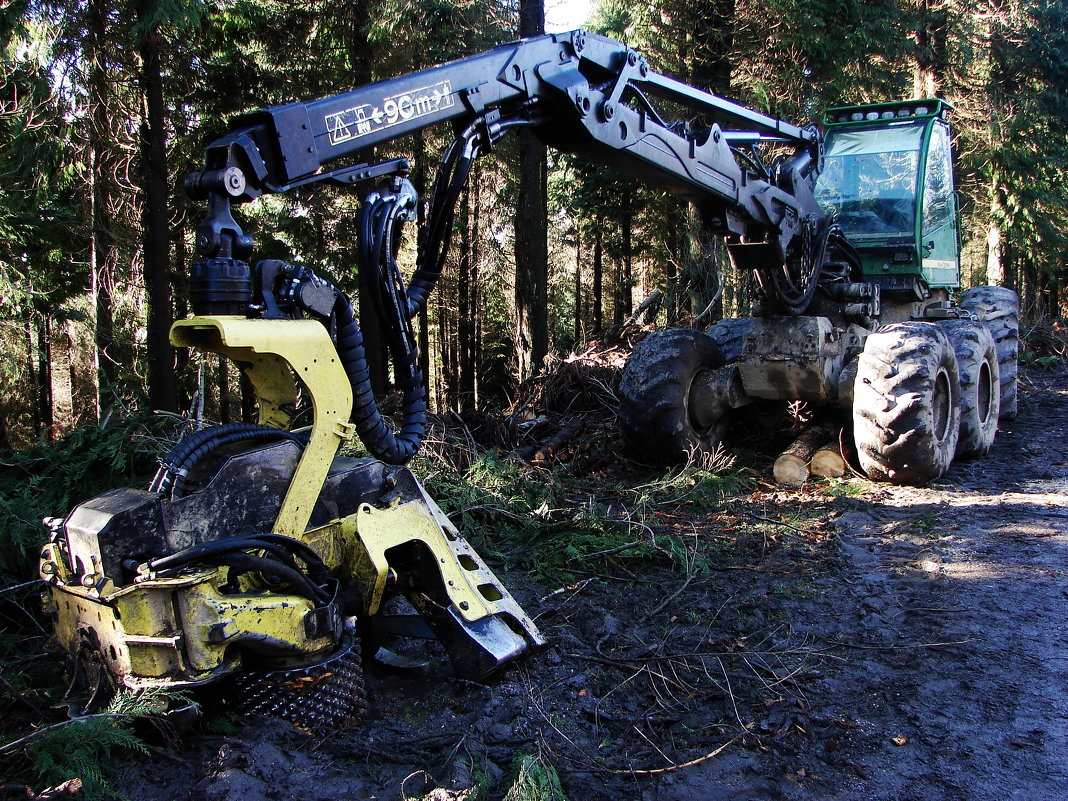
[332,282,427,464]
[143,534,332,604]
[150,423,304,498]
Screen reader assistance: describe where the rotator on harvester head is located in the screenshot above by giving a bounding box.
[38,126,545,730]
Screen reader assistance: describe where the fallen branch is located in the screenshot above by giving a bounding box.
[580,540,644,560]
[830,637,977,651]
[538,578,596,604]
[641,575,695,621]
[740,511,823,536]
[608,735,742,775]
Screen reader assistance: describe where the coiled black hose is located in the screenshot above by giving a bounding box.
[333,119,533,463]
[332,282,427,464]
[150,422,303,498]
[404,118,528,316]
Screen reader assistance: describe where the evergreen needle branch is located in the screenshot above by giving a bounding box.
[0,713,140,757]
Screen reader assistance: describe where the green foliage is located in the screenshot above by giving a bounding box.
[0,414,174,583]
[819,477,873,498]
[416,447,749,580]
[625,449,746,509]
[502,753,569,801]
[11,688,187,801]
[420,452,644,579]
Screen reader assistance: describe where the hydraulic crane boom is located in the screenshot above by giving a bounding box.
[187,30,845,317]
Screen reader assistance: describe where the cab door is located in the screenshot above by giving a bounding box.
[919,122,960,288]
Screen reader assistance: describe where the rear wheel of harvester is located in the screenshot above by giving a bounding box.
[853,322,961,485]
[619,329,726,464]
[959,286,1019,420]
[705,317,789,432]
[705,317,753,362]
[936,320,1000,459]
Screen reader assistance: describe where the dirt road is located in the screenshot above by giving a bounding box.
[113,366,1068,801]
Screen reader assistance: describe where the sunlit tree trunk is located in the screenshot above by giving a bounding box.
[573,238,583,344]
[458,185,474,404]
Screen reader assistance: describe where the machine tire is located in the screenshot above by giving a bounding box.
[705,317,753,363]
[959,286,1019,420]
[705,317,787,432]
[619,328,725,464]
[936,320,1000,459]
[853,322,960,485]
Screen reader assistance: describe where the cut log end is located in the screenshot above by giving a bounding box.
[773,453,809,487]
[810,445,847,479]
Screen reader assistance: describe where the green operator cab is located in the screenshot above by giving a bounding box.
[815,99,960,300]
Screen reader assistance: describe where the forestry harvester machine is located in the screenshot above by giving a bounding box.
[40,30,1017,725]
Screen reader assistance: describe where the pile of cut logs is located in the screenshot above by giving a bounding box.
[772,425,848,486]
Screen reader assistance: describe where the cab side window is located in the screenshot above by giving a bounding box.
[921,124,954,234]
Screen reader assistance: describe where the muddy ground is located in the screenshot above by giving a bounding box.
[50,366,1068,799]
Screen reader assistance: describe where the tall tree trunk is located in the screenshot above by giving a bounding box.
[413,130,431,403]
[437,298,456,409]
[690,0,735,95]
[469,181,482,403]
[514,0,548,381]
[592,224,603,332]
[25,317,42,434]
[913,0,948,98]
[573,238,583,344]
[458,186,475,404]
[343,2,388,396]
[620,211,633,321]
[986,218,1005,286]
[88,0,116,414]
[137,0,177,412]
[50,322,75,435]
[665,232,679,324]
[217,355,230,424]
[37,316,53,437]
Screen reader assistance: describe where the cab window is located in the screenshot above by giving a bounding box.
[814,123,924,237]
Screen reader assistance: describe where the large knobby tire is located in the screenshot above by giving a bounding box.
[706,317,789,432]
[619,329,725,464]
[937,320,1000,459]
[853,322,961,485]
[705,317,753,362]
[959,286,1019,419]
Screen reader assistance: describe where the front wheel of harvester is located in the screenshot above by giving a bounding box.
[853,322,961,485]
[618,329,725,464]
[936,319,1000,459]
[960,286,1019,420]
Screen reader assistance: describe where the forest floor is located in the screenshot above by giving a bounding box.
[90,362,1068,801]
[5,362,1068,801]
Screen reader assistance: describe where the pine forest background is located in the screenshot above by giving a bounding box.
[2,0,1068,448]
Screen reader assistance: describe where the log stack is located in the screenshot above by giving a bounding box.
[773,425,847,486]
